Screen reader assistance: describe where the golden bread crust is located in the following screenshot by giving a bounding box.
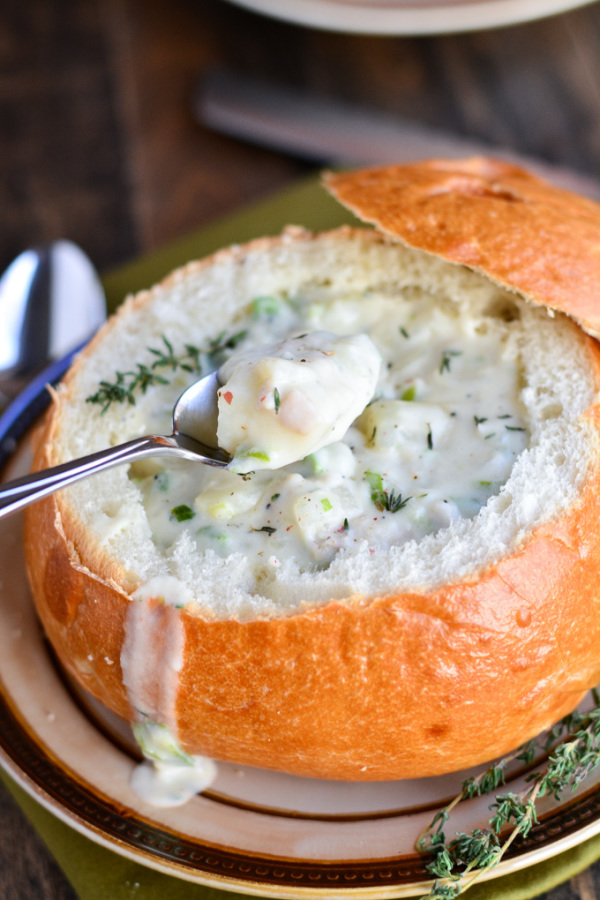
[22,166,600,780]
[325,157,600,337]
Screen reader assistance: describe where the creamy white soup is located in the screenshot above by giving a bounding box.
[131,288,528,573]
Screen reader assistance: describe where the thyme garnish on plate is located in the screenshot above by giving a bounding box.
[86,331,247,414]
[417,690,600,898]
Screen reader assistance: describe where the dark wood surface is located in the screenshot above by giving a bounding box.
[2,0,600,897]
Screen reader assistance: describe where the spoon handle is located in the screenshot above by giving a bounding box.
[0,434,183,519]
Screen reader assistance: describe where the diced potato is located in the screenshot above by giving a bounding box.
[357,400,452,451]
[294,489,345,546]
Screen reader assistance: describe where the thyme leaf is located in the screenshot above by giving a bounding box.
[440,349,463,374]
[208,329,248,360]
[427,424,433,451]
[381,490,411,512]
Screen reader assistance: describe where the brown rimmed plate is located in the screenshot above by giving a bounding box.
[2,381,600,899]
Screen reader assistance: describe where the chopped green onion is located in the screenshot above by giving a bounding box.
[251,295,281,318]
[246,450,270,462]
[304,453,324,474]
[132,721,194,765]
[197,525,227,543]
[365,471,384,496]
[171,504,195,522]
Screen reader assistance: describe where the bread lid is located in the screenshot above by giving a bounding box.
[325,157,600,337]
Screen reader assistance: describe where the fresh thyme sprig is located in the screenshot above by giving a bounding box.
[365,471,411,513]
[381,489,412,513]
[147,336,202,372]
[86,365,170,413]
[86,330,247,414]
[208,329,249,358]
[417,689,600,898]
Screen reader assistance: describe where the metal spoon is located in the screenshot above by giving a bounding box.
[0,240,106,410]
[0,370,231,518]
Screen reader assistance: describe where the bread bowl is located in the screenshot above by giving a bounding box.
[23,158,600,800]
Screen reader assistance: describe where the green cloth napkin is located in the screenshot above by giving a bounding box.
[101,174,359,315]
[5,172,600,899]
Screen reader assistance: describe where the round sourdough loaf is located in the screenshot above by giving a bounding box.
[24,158,600,781]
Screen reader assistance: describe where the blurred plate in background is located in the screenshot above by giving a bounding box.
[222,0,596,34]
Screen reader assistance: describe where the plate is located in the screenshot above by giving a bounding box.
[222,0,596,35]
[3,378,600,898]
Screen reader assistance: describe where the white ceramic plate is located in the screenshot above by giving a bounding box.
[2,388,600,897]
[222,0,595,35]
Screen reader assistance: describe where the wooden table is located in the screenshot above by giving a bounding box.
[2,0,600,896]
